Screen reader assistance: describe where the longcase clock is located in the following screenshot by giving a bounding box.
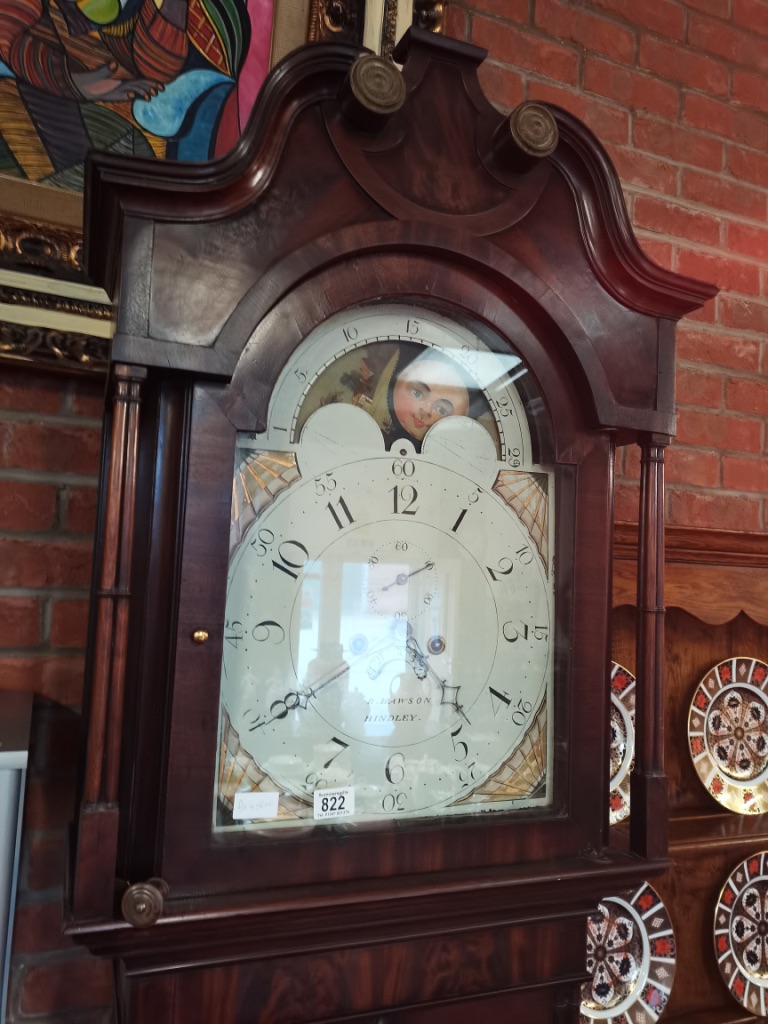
[66,30,716,1024]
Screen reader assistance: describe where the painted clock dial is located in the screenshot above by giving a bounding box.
[215,304,555,831]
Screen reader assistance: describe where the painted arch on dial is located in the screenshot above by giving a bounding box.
[264,304,535,467]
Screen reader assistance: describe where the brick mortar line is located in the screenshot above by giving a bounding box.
[0,647,86,656]
[0,531,94,542]
[473,12,768,82]
[676,362,768,380]
[670,442,767,453]
[631,201,768,232]
[632,229,768,258]
[523,65,768,142]
[0,651,85,659]
[631,194,768,224]
[0,469,98,486]
[0,410,103,428]
[0,588,89,598]
[503,68,768,161]
[664,481,768,495]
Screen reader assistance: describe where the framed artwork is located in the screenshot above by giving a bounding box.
[0,0,446,374]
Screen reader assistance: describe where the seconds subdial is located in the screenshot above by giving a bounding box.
[366,541,439,619]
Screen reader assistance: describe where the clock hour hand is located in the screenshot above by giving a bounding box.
[405,626,470,724]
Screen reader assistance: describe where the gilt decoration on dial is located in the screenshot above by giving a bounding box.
[216,304,555,831]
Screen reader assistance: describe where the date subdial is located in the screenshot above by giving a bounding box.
[365,541,438,618]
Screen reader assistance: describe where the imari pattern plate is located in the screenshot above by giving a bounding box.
[609,662,636,826]
[688,657,768,814]
[580,881,676,1024]
[715,851,768,1016]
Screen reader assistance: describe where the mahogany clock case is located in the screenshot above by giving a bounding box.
[66,29,715,1023]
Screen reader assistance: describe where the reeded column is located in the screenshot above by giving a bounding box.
[629,434,669,862]
[74,363,146,917]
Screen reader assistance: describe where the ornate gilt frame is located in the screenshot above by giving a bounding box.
[0,0,446,376]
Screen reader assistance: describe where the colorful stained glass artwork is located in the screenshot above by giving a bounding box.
[0,0,274,191]
[581,881,676,1024]
[688,657,768,815]
[715,851,768,1017]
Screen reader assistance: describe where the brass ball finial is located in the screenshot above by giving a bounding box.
[493,101,558,173]
[339,54,406,131]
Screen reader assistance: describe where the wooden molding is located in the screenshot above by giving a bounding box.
[614,522,768,625]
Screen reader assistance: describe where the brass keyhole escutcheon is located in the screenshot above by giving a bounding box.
[192,629,209,644]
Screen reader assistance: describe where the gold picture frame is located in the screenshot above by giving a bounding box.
[0,0,446,375]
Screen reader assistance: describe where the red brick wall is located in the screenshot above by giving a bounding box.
[450,0,768,532]
[3,2,767,1018]
[2,369,114,1021]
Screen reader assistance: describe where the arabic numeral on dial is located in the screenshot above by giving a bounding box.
[487,545,532,580]
[382,792,407,812]
[294,368,308,383]
[459,343,478,365]
[245,709,263,731]
[505,446,521,467]
[342,325,359,342]
[516,545,533,565]
[502,621,548,643]
[452,490,481,532]
[252,619,285,644]
[511,699,534,727]
[451,508,468,532]
[497,396,511,418]
[314,472,337,496]
[406,318,420,335]
[250,527,275,558]
[224,619,243,647]
[487,557,514,581]
[327,495,355,530]
[488,686,512,716]
[450,723,468,761]
[502,621,528,643]
[391,458,415,477]
[266,690,306,724]
[272,539,310,580]
[392,484,418,515]
[459,762,479,788]
[384,752,406,785]
[323,737,349,770]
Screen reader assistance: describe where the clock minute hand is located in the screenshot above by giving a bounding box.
[381,561,435,591]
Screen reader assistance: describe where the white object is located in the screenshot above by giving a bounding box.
[0,692,33,1024]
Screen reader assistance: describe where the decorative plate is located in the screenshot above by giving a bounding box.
[687,657,768,814]
[580,881,676,1024]
[715,851,768,1016]
[609,662,636,826]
